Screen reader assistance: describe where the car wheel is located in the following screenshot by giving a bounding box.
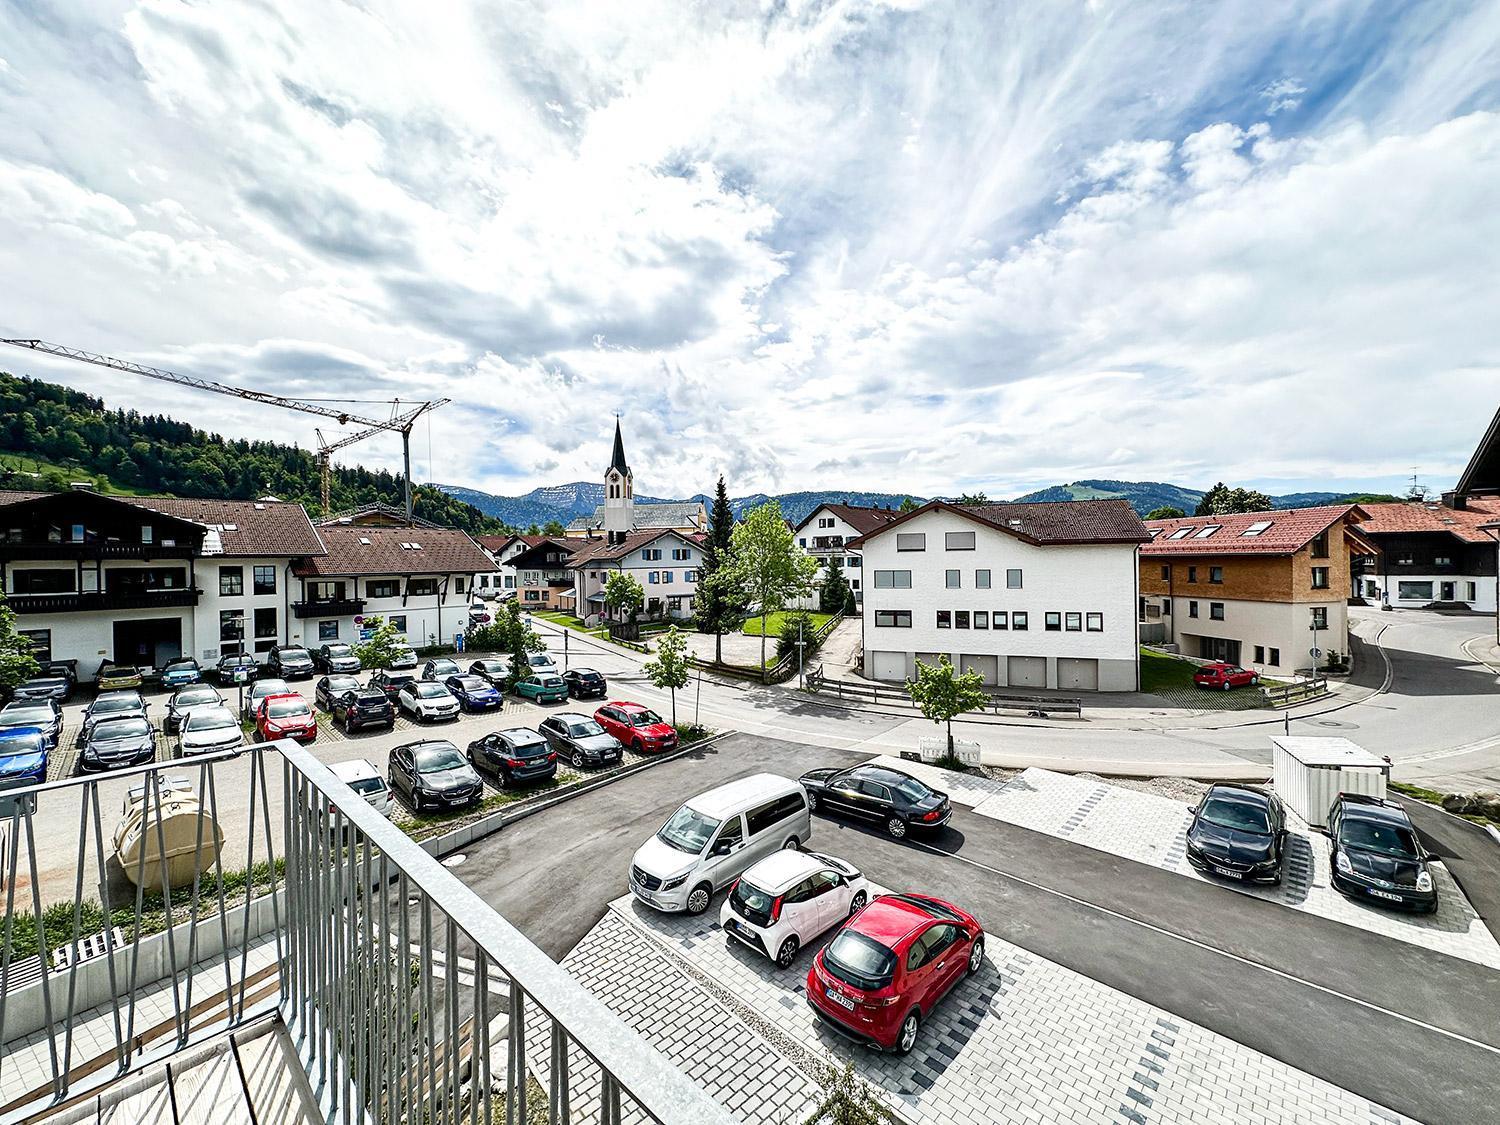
[775,935,800,969]
[782,835,800,851]
[807,791,818,812]
[685,883,712,915]
[885,815,907,839]
[849,890,867,916]
[967,937,984,975]
[1223,681,1231,691]
[895,1011,920,1055]
[573,748,586,769]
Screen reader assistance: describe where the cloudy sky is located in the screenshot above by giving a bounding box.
[2,1,1498,501]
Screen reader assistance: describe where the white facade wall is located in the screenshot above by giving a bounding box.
[1160,596,1349,675]
[1360,573,1498,613]
[859,509,1140,692]
[305,574,476,650]
[200,557,296,660]
[476,540,528,597]
[573,534,701,622]
[792,508,867,611]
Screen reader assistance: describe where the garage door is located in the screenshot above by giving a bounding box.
[869,651,907,682]
[1008,656,1047,689]
[960,654,998,686]
[1057,657,1099,691]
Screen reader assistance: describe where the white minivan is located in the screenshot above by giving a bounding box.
[630,773,813,915]
[328,759,393,818]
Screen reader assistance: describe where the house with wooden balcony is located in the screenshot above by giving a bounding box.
[506,537,580,612]
[790,502,903,611]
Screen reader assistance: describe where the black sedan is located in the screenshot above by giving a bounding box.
[313,642,362,674]
[268,646,316,680]
[315,674,365,712]
[79,716,156,772]
[538,713,622,769]
[1185,784,1287,884]
[214,653,259,685]
[468,727,556,787]
[799,764,951,839]
[468,658,509,687]
[331,688,395,733]
[368,670,416,705]
[388,740,484,811]
[1327,794,1437,912]
[0,700,65,750]
[562,667,608,700]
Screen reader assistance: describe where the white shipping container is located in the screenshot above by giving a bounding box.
[1270,736,1388,828]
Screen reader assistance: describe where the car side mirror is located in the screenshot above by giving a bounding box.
[711,839,734,856]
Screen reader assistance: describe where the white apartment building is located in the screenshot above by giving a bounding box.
[790,502,901,611]
[850,500,1149,692]
[568,529,703,623]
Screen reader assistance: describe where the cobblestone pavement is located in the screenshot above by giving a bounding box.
[599,893,1420,1125]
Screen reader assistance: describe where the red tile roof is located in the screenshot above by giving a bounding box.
[564,528,694,568]
[848,499,1148,548]
[1142,505,1367,556]
[476,533,548,552]
[795,503,904,536]
[1356,500,1500,545]
[293,525,493,576]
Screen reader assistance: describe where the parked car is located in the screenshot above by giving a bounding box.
[313,642,362,674]
[1193,662,1260,690]
[468,658,509,687]
[241,678,292,721]
[525,652,559,677]
[562,668,607,701]
[595,701,677,753]
[1185,784,1287,884]
[0,700,64,750]
[630,774,812,915]
[468,604,493,625]
[1326,793,1437,912]
[0,728,50,794]
[11,671,74,703]
[329,759,392,818]
[538,713,622,769]
[467,727,556,788]
[444,674,504,713]
[368,670,417,705]
[387,739,483,811]
[213,653,259,685]
[79,716,157,772]
[513,673,568,704]
[255,693,318,743]
[722,851,869,969]
[331,687,396,733]
[165,684,226,733]
[267,646,316,680]
[799,764,952,839]
[421,657,463,681]
[806,893,984,1054]
[388,645,419,670]
[178,704,244,757]
[315,674,364,712]
[398,680,461,723]
[159,657,203,690]
[96,661,144,692]
[79,692,145,744]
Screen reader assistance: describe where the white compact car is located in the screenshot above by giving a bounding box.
[526,651,559,677]
[328,759,392,818]
[398,680,460,722]
[720,851,868,968]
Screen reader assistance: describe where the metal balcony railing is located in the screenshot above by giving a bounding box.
[0,542,196,561]
[5,588,202,614]
[291,597,365,619]
[0,743,734,1125]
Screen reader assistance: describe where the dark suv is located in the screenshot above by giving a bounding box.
[332,688,396,733]
[268,646,316,680]
[368,670,417,705]
[467,727,556,787]
[1185,784,1287,884]
[1326,794,1436,913]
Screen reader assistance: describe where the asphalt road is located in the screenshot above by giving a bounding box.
[451,732,1500,1125]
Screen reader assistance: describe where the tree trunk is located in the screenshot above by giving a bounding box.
[670,688,677,728]
[947,718,954,755]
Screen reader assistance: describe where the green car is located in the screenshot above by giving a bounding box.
[514,674,568,704]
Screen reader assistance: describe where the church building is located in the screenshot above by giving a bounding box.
[564,420,706,539]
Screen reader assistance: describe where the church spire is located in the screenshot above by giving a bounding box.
[609,416,629,475]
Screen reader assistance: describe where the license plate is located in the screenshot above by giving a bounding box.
[1213,866,1243,880]
[1369,888,1402,902]
[826,987,856,1011]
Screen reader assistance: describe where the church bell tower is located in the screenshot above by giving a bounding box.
[603,417,633,545]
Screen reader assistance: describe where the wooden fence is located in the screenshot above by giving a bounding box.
[804,664,1083,717]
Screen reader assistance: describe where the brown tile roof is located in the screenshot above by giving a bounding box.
[798,503,904,536]
[564,528,690,568]
[317,502,446,529]
[476,534,548,552]
[0,490,51,505]
[1142,505,1367,556]
[293,525,493,576]
[1356,500,1500,545]
[848,499,1148,549]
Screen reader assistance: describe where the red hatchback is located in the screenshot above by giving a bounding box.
[594,701,678,753]
[255,693,318,743]
[806,893,984,1054]
[1193,662,1260,690]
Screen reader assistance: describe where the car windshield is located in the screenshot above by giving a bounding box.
[90,697,137,715]
[165,660,196,671]
[266,698,310,718]
[528,654,552,666]
[96,718,150,739]
[1199,797,1270,834]
[224,656,253,668]
[187,708,237,731]
[890,775,933,803]
[454,676,488,691]
[505,734,547,756]
[414,745,465,772]
[657,806,720,854]
[2,706,54,725]
[100,665,133,676]
[538,676,563,688]
[279,649,310,661]
[476,661,504,674]
[567,720,605,737]
[347,776,385,795]
[327,677,360,692]
[575,670,599,680]
[0,732,45,754]
[630,710,664,727]
[325,644,353,657]
[730,879,777,926]
[24,677,67,688]
[824,931,896,990]
[1341,818,1419,859]
[355,692,388,706]
[415,683,450,698]
[253,681,288,697]
[174,688,219,706]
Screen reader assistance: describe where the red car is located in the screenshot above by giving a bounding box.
[1193,662,1260,691]
[806,893,984,1054]
[594,701,678,753]
[255,692,317,743]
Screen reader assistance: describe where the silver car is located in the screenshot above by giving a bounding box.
[179,705,245,757]
[165,684,226,733]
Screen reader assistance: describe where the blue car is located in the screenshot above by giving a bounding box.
[0,727,49,795]
[160,657,203,689]
[445,674,504,713]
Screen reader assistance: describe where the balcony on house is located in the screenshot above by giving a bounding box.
[7,588,203,614]
[291,597,365,618]
[808,535,845,552]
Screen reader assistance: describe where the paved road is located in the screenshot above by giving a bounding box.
[452,732,1500,1125]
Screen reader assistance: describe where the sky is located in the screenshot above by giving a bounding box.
[2,0,1498,502]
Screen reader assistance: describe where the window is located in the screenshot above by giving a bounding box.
[455,577,466,595]
[251,565,276,595]
[975,612,989,629]
[1241,520,1273,537]
[1310,532,1329,558]
[874,610,911,628]
[1006,569,1022,589]
[936,611,952,629]
[1310,606,1328,629]
[1168,528,1192,540]
[1466,581,1477,601]
[1397,580,1433,600]
[309,580,346,603]
[1065,612,1082,631]
[219,610,243,647]
[1011,612,1028,630]
[976,569,991,588]
[1311,566,1329,589]
[1086,612,1103,632]
[318,620,339,641]
[1193,525,1221,539]
[1188,601,1199,618]
[1160,565,1170,580]
[873,570,912,588]
[818,517,834,528]
[945,531,975,550]
[746,792,806,835]
[253,607,277,647]
[219,566,244,596]
[945,569,961,589]
[993,611,1007,629]
[846,556,860,568]
[798,537,806,547]
[955,611,970,629]
[1433,555,1451,567]
[642,548,662,561]
[18,629,51,662]
[408,578,438,596]
[896,533,926,552]
[1209,566,1223,584]
[1187,566,1197,584]
[663,571,674,584]
[140,524,154,545]
[685,570,697,583]
[1045,612,1061,631]
[1269,647,1280,665]
[11,569,75,594]
[389,614,407,632]
[647,571,659,585]
[1210,602,1225,620]
[69,523,84,543]
[366,578,400,599]
[1161,599,1171,615]
[1254,645,1265,663]
[672,548,691,561]
[504,575,515,588]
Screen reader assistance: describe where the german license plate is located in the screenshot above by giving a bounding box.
[1213,866,1243,880]
[1369,888,1402,902]
[826,988,856,1011]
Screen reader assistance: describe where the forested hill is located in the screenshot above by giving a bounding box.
[0,372,507,535]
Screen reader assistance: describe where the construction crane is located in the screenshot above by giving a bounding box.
[1,337,448,524]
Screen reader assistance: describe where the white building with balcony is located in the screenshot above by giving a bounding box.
[567,528,703,622]
[790,502,902,611]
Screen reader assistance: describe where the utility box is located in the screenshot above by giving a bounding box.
[1270,736,1389,828]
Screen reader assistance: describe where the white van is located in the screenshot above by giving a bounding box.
[630,773,813,915]
[328,759,392,818]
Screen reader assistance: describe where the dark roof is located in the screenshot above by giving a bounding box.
[609,418,630,476]
[795,503,903,537]
[1453,405,1500,503]
[565,500,704,533]
[293,526,492,576]
[847,499,1148,548]
[476,533,548,552]
[317,502,445,529]
[506,538,579,569]
[1357,499,1500,545]
[1142,506,1369,557]
[564,528,692,568]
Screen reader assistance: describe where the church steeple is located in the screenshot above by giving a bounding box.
[609,417,630,476]
[603,416,634,544]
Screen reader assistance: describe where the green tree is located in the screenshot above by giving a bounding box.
[897,496,919,513]
[1195,483,1273,516]
[526,523,542,536]
[352,615,406,671]
[642,625,692,726]
[955,492,988,505]
[541,519,566,536]
[603,570,644,623]
[722,501,819,680]
[0,591,39,693]
[694,475,744,662]
[906,655,988,757]
[842,586,857,616]
[1145,505,1185,520]
[818,560,851,614]
[775,611,824,675]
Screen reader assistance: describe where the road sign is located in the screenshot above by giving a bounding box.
[354,615,364,625]
[233,668,250,684]
[1310,647,1322,659]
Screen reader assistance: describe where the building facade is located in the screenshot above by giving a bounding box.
[850,500,1147,692]
[505,538,579,612]
[1352,501,1499,612]
[790,503,901,611]
[562,420,706,539]
[475,534,546,598]
[567,529,702,622]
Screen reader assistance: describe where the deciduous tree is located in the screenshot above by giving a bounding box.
[722,501,819,680]
[906,656,988,757]
[1145,506,1185,520]
[643,626,692,726]
[0,592,39,692]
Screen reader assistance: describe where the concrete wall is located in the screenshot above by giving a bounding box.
[1165,596,1348,674]
[200,557,297,658]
